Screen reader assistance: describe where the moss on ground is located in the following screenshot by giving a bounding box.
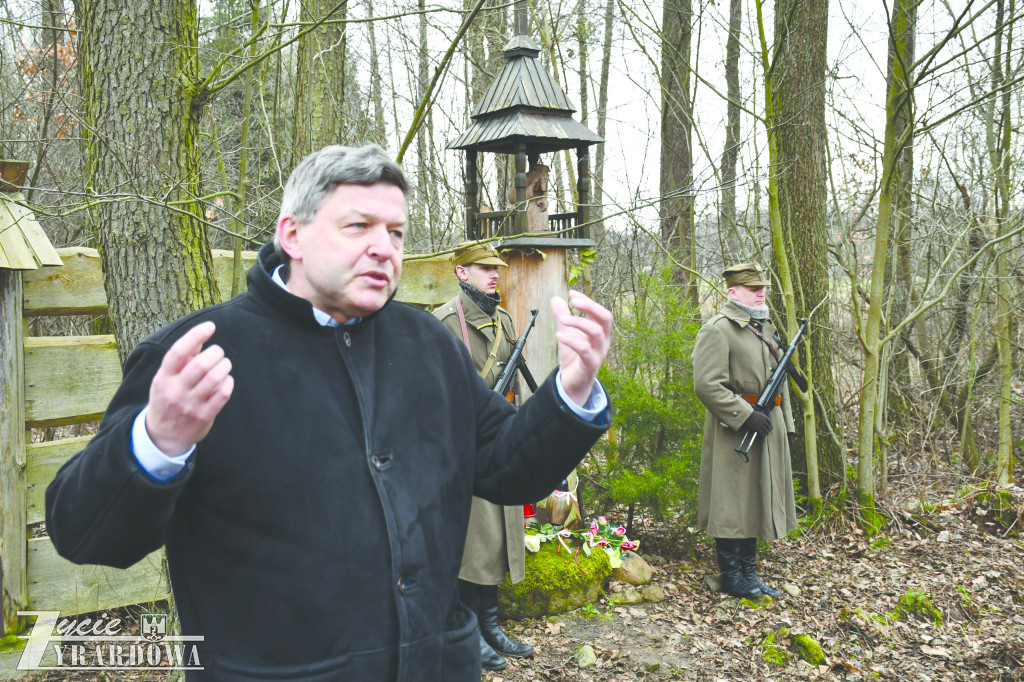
[498,540,612,619]
[792,634,827,665]
[761,630,790,666]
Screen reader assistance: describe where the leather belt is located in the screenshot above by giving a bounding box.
[741,393,781,406]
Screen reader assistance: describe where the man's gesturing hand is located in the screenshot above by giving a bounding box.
[145,322,234,456]
[550,290,612,407]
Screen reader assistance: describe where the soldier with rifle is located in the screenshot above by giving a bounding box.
[692,263,802,599]
[433,241,535,671]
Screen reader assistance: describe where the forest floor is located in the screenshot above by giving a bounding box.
[490,481,1024,682]
[7,480,1023,682]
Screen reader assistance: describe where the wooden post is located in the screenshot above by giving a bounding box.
[577,146,591,240]
[514,146,528,235]
[500,247,568,383]
[0,269,27,634]
[465,151,478,240]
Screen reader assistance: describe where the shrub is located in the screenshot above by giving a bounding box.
[584,267,705,523]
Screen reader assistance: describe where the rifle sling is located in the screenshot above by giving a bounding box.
[479,314,503,379]
[745,321,781,363]
[456,296,504,379]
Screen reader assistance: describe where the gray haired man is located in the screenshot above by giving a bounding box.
[46,144,614,681]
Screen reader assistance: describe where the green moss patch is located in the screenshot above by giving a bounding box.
[761,630,790,666]
[499,540,613,620]
[792,634,827,665]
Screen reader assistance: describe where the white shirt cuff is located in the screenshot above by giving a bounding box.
[131,406,194,481]
[555,371,609,423]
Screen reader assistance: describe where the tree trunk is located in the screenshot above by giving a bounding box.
[771,0,840,507]
[886,1,917,396]
[990,0,1014,485]
[415,0,432,247]
[659,0,696,302]
[720,0,743,264]
[592,0,614,255]
[855,0,915,531]
[366,0,386,144]
[292,0,347,163]
[75,0,218,362]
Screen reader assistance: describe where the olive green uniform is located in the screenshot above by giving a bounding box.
[692,299,798,540]
[434,290,527,585]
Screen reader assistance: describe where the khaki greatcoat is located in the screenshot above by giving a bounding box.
[692,300,798,540]
[434,289,526,584]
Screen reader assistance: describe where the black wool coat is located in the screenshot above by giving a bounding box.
[45,242,611,681]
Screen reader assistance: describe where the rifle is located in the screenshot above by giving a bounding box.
[493,308,539,401]
[735,317,810,461]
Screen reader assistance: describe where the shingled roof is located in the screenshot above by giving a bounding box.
[448,33,602,153]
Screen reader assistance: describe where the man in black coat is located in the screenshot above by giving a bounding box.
[45,144,613,681]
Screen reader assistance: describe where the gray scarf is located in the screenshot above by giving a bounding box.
[730,298,769,320]
[460,281,501,316]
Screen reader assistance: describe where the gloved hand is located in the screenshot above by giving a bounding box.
[742,410,772,437]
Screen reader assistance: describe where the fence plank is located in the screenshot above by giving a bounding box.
[0,271,28,633]
[27,538,168,613]
[398,255,458,308]
[23,247,457,316]
[24,336,121,428]
[22,248,106,317]
[25,436,92,526]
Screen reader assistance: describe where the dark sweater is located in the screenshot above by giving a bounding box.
[45,243,610,681]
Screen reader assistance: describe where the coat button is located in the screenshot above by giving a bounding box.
[397,577,407,594]
[343,331,351,347]
[372,455,382,470]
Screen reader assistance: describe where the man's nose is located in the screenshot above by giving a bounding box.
[366,225,396,259]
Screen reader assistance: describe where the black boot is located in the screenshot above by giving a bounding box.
[715,538,763,599]
[459,580,508,670]
[477,633,508,671]
[478,584,534,659]
[739,538,782,598]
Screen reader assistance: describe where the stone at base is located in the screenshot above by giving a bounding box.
[575,644,597,669]
[613,553,653,585]
[640,584,666,602]
[609,585,642,604]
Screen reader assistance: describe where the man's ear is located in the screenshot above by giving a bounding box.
[277,216,303,261]
[455,265,469,282]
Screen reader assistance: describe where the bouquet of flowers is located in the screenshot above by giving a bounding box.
[525,516,639,569]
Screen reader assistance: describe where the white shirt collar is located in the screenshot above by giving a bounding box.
[271,264,349,328]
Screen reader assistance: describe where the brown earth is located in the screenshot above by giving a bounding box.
[9,485,1023,682]
[489,485,1024,682]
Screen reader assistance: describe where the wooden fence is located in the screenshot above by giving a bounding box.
[0,246,456,635]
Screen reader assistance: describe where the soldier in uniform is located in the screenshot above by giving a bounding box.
[692,263,797,599]
[433,242,534,671]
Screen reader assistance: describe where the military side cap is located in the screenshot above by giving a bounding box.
[723,262,771,287]
[451,241,508,267]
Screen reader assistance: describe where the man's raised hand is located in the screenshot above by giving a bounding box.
[145,322,234,456]
[550,290,612,407]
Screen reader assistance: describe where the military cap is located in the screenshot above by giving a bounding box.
[722,262,771,288]
[451,241,508,268]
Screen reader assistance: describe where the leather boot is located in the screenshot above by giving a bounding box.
[715,538,763,598]
[740,538,782,598]
[459,580,508,670]
[478,584,534,659]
